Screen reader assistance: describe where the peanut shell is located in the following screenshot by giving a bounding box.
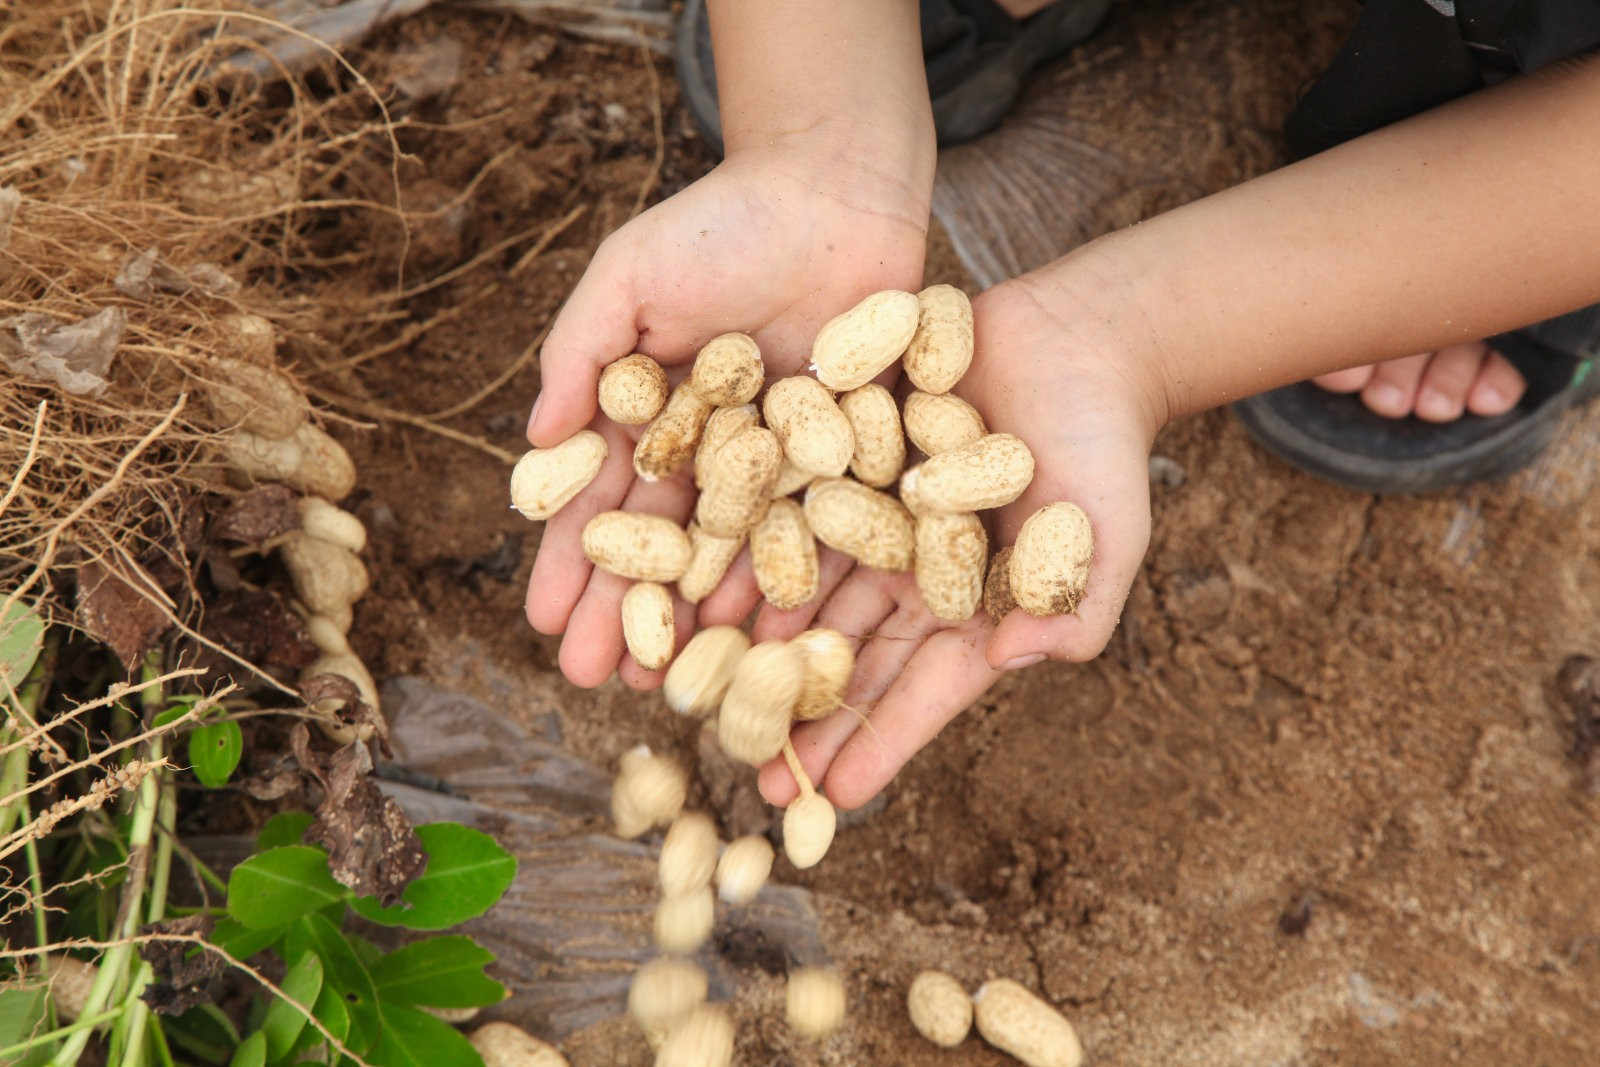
[809,289,919,391]
[599,354,669,425]
[802,478,914,572]
[791,628,853,721]
[635,383,714,482]
[1009,502,1093,616]
[677,523,743,604]
[582,511,693,582]
[899,433,1034,513]
[621,582,676,670]
[750,499,819,610]
[903,391,987,456]
[914,513,988,621]
[838,383,905,488]
[663,625,750,715]
[689,332,763,405]
[717,641,802,765]
[694,404,759,489]
[902,284,974,394]
[972,979,1083,1067]
[509,431,607,520]
[763,376,854,478]
[695,425,780,537]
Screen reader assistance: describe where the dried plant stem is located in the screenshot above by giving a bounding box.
[781,739,816,799]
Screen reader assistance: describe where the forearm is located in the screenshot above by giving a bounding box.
[709,1,936,204]
[1033,51,1600,429]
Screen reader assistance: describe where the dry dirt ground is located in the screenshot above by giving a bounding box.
[324,1,1600,1062]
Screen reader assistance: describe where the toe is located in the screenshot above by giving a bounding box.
[1360,352,1431,418]
[1414,342,1489,423]
[1466,350,1527,416]
[1312,365,1375,393]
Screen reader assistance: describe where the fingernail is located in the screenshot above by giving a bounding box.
[1001,653,1046,671]
[1475,382,1506,409]
[1368,383,1405,414]
[526,394,544,436]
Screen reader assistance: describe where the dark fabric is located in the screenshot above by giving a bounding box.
[1286,0,1600,157]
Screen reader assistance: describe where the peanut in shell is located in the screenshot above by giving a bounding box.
[902,284,974,394]
[599,354,669,425]
[763,376,854,478]
[809,289,919,391]
[1009,502,1093,617]
[802,478,914,572]
[582,511,693,583]
[750,499,819,610]
[899,433,1034,514]
[689,332,764,405]
[838,383,905,487]
[913,512,988,622]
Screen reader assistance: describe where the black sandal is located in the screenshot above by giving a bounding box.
[674,0,1112,156]
[1233,326,1600,494]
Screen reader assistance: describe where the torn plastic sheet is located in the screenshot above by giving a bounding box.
[1,307,127,396]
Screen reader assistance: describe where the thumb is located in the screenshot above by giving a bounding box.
[986,431,1152,668]
[526,242,641,447]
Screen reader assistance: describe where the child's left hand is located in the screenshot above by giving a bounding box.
[750,278,1165,810]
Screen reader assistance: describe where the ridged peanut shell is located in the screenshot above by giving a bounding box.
[677,524,743,604]
[1009,503,1093,616]
[695,425,780,537]
[290,423,357,501]
[908,970,972,1048]
[298,496,366,553]
[899,433,1034,513]
[599,354,668,425]
[658,811,719,896]
[717,641,802,765]
[663,625,749,715]
[628,958,708,1050]
[782,791,836,869]
[280,531,369,617]
[509,431,607,520]
[751,499,818,610]
[653,886,714,953]
[809,289,919,391]
[984,546,1018,621]
[838,383,905,487]
[791,628,853,720]
[582,512,692,582]
[655,1004,734,1067]
[635,383,714,481]
[715,835,775,904]
[612,747,686,838]
[786,968,847,1039]
[771,459,814,498]
[469,1022,570,1067]
[802,478,914,572]
[763,376,854,477]
[903,391,987,456]
[914,513,988,621]
[694,404,759,489]
[689,332,763,405]
[973,979,1083,1067]
[204,357,306,439]
[902,284,974,394]
[621,582,676,670]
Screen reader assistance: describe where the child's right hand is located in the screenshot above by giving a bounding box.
[523,139,931,689]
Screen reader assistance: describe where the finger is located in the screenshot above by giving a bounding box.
[527,241,641,446]
[1467,348,1527,416]
[1414,341,1489,423]
[559,472,697,687]
[822,622,1001,809]
[696,547,762,628]
[756,597,945,805]
[813,567,900,642]
[617,586,699,690]
[751,548,856,641]
[1360,352,1431,419]
[525,419,636,635]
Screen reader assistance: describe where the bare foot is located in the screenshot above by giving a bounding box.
[1312,341,1526,421]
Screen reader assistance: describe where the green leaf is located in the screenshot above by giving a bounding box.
[255,812,314,852]
[349,824,516,931]
[0,600,44,693]
[262,952,322,1060]
[283,914,378,1054]
[210,918,286,963]
[369,936,505,1009]
[229,1031,266,1067]
[368,1004,485,1067]
[189,721,243,788]
[288,981,350,1060]
[227,847,349,930]
[152,695,205,730]
[0,985,53,1067]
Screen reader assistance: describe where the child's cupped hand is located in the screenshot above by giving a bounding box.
[523,145,930,690]
[753,278,1163,810]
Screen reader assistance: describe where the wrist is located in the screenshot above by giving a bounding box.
[993,236,1179,446]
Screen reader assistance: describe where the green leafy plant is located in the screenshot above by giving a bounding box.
[0,605,520,1067]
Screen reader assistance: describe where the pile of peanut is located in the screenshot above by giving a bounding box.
[510,286,1094,1065]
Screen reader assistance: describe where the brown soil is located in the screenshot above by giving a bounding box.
[325,2,1600,1064]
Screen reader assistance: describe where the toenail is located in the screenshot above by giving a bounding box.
[1416,388,1453,419]
[1368,383,1405,413]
